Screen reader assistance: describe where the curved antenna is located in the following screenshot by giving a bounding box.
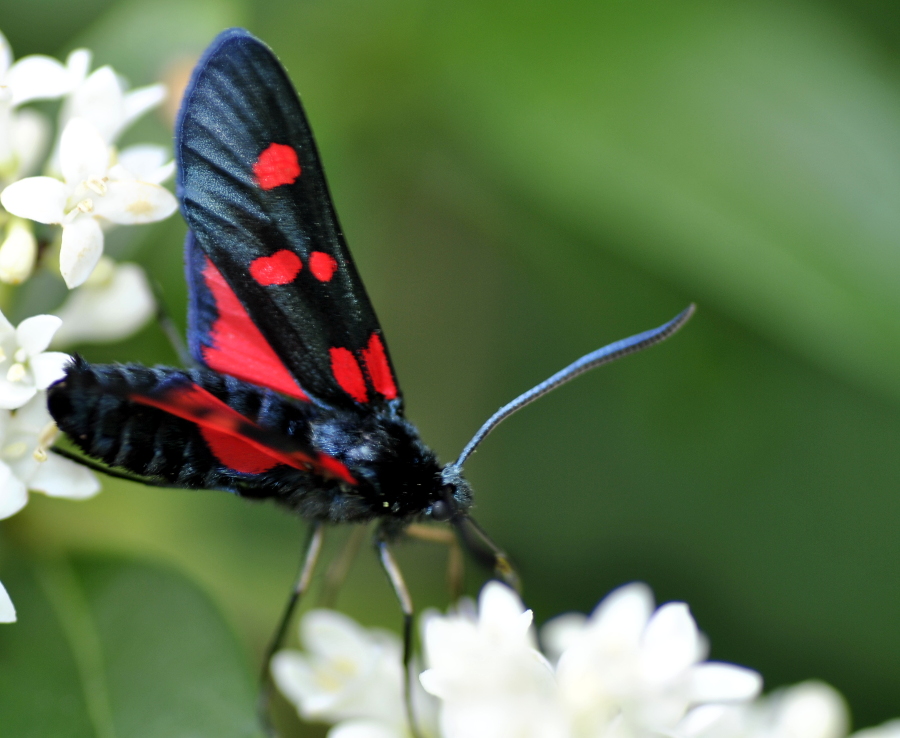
[451,304,695,469]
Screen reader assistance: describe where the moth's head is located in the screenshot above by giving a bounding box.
[429,463,473,522]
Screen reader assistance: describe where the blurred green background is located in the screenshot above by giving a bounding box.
[2,0,900,734]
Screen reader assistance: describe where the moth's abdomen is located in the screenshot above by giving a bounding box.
[47,358,222,487]
[47,356,446,522]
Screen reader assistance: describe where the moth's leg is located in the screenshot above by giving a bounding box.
[320,524,367,608]
[150,278,195,367]
[258,522,325,736]
[376,539,422,738]
[453,515,520,592]
[406,523,464,601]
[50,447,183,488]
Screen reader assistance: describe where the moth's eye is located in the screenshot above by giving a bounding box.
[430,499,451,522]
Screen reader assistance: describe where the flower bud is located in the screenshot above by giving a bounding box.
[0,218,36,284]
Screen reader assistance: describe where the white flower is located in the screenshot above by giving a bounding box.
[0,117,177,287]
[0,29,70,180]
[546,583,762,737]
[421,582,568,738]
[0,579,14,623]
[51,260,155,346]
[59,48,166,146]
[272,608,428,736]
[677,681,847,738]
[0,309,69,409]
[0,391,100,519]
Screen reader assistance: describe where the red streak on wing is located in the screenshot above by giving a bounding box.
[201,257,309,401]
[249,250,302,286]
[130,384,356,484]
[199,428,279,474]
[329,347,368,403]
[309,251,338,282]
[361,333,398,400]
[253,143,301,190]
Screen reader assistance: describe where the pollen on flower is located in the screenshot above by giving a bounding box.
[85,176,108,195]
[75,198,93,213]
[126,199,154,216]
[2,442,27,459]
[6,363,25,382]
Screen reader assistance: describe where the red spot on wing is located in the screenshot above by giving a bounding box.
[361,333,398,400]
[131,384,356,484]
[201,257,309,401]
[249,250,303,286]
[330,347,368,403]
[253,143,301,190]
[309,251,338,282]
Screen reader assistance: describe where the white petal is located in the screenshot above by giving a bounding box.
[589,582,655,648]
[0,580,15,622]
[92,180,177,224]
[30,352,70,389]
[328,720,405,738]
[677,704,735,736]
[478,581,532,637]
[540,612,587,662]
[17,314,62,356]
[688,662,762,702]
[28,453,100,499]
[854,720,900,738]
[0,30,11,78]
[0,219,37,284]
[0,99,13,167]
[302,608,378,657]
[271,651,318,713]
[0,462,28,518]
[0,306,15,338]
[772,682,848,738]
[60,118,110,185]
[116,144,174,184]
[65,49,91,85]
[0,176,67,223]
[60,218,103,288]
[121,84,166,130]
[11,108,50,177]
[417,666,439,695]
[11,391,52,429]
[6,56,71,106]
[52,262,155,346]
[641,602,705,683]
[67,66,124,142]
[0,377,36,409]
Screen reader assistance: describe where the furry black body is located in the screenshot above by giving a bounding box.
[48,357,463,526]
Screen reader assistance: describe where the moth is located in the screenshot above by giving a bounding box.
[46,27,693,730]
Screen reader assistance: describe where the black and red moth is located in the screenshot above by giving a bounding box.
[46,26,693,696]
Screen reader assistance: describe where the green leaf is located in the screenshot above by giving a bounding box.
[0,554,263,738]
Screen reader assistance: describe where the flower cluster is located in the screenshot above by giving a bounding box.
[273,582,900,738]
[0,29,178,622]
[0,29,175,288]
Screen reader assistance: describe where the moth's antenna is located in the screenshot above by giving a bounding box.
[451,304,695,469]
